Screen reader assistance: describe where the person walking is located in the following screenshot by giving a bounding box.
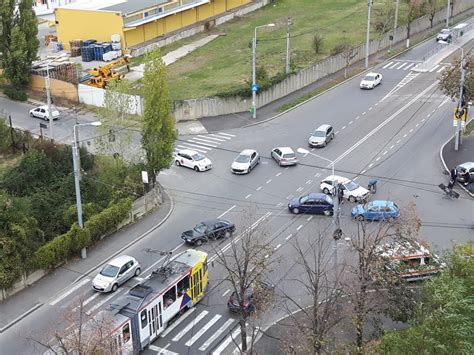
[337,184,344,204]
[368,178,378,194]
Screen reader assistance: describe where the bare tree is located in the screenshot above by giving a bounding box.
[212,211,276,354]
[342,45,357,79]
[404,0,425,47]
[280,228,345,354]
[373,2,395,50]
[424,0,438,28]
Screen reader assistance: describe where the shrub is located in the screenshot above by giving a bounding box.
[312,34,324,54]
[3,87,27,101]
[330,44,350,56]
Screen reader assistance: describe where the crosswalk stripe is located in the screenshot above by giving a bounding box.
[149,345,179,355]
[217,132,236,137]
[382,61,393,69]
[429,65,440,72]
[197,135,226,142]
[189,137,219,146]
[210,133,231,140]
[177,144,208,153]
[161,308,196,337]
[187,139,218,148]
[437,66,446,73]
[212,326,241,355]
[404,63,415,70]
[185,314,222,346]
[199,318,235,351]
[172,310,208,342]
[388,62,400,69]
[396,62,408,70]
[232,328,262,355]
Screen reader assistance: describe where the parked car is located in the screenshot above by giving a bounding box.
[231,149,260,174]
[360,72,382,89]
[271,147,298,166]
[288,192,334,216]
[456,162,474,183]
[320,175,370,202]
[436,28,452,42]
[29,105,60,120]
[227,281,275,313]
[92,255,141,293]
[351,200,400,221]
[175,149,212,172]
[181,219,235,246]
[308,124,335,148]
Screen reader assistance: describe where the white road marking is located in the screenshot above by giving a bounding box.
[216,132,236,137]
[335,131,340,134]
[172,310,208,341]
[342,126,346,130]
[50,278,90,306]
[210,134,231,140]
[177,144,207,153]
[349,121,353,125]
[197,135,225,142]
[265,254,269,258]
[256,186,262,191]
[185,314,222,346]
[403,134,408,138]
[222,289,231,297]
[286,234,293,240]
[287,194,294,200]
[149,345,178,355]
[276,202,283,207]
[87,291,118,315]
[199,319,235,352]
[374,102,379,106]
[213,326,241,355]
[421,118,426,122]
[396,62,408,70]
[82,292,100,307]
[307,216,313,221]
[355,115,360,119]
[245,194,252,199]
[296,225,303,231]
[161,308,196,336]
[314,172,321,177]
[396,139,401,144]
[389,145,394,149]
[274,244,281,250]
[360,169,367,174]
[389,62,400,69]
[404,63,414,70]
[188,138,218,147]
[180,142,213,151]
[429,65,440,72]
[409,128,413,133]
[383,61,394,69]
[218,205,236,218]
[296,187,303,192]
[375,157,381,161]
[383,151,388,155]
[415,123,419,127]
[368,163,374,168]
[276,172,282,177]
[266,179,272,184]
[437,66,446,73]
[362,111,366,115]
[306,179,312,184]
[368,107,373,111]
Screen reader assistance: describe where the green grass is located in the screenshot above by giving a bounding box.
[132,0,448,100]
[464,119,474,136]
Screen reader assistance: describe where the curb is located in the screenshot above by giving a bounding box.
[439,136,474,197]
[0,188,174,333]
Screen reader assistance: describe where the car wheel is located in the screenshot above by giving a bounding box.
[175,160,181,166]
[195,239,203,246]
[324,210,332,216]
[357,215,364,221]
[224,230,231,238]
[322,141,327,147]
[292,207,300,214]
[387,217,394,223]
[349,196,357,203]
[134,268,141,276]
[248,165,252,173]
[278,160,282,166]
[111,283,118,292]
[29,112,34,117]
[194,166,200,172]
[323,188,330,195]
[257,157,261,164]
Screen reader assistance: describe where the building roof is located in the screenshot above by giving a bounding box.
[101,0,168,15]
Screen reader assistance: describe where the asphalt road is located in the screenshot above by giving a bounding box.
[1,33,473,355]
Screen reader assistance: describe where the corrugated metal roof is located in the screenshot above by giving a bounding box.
[101,0,168,15]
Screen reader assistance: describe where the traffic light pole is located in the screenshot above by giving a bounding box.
[455,55,465,151]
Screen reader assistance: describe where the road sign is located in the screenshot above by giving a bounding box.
[39,123,48,129]
[454,107,467,121]
[251,84,259,92]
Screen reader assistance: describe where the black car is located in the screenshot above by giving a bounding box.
[181,219,235,246]
[227,281,275,313]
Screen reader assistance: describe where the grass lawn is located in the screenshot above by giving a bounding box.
[133,0,448,100]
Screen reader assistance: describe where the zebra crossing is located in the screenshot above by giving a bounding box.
[147,309,257,355]
[175,132,236,155]
[382,60,450,73]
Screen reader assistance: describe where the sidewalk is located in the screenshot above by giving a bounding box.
[440,132,474,197]
[0,188,173,332]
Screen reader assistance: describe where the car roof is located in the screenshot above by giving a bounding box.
[307,192,331,200]
[275,147,294,153]
[440,28,451,32]
[108,255,135,267]
[239,149,256,155]
[458,162,474,169]
[369,200,395,207]
[178,149,199,155]
[201,219,229,226]
[315,124,332,131]
[323,175,350,183]
[365,72,380,77]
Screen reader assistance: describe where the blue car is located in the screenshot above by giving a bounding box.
[288,193,334,216]
[351,200,400,221]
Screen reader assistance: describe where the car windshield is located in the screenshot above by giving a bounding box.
[312,130,326,137]
[363,75,375,81]
[100,264,119,277]
[283,153,296,159]
[193,223,207,233]
[344,181,359,191]
[235,154,250,163]
[191,153,205,161]
[299,195,309,204]
[440,29,450,34]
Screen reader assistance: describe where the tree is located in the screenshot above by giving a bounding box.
[212,211,276,354]
[141,48,177,186]
[342,45,357,79]
[439,56,474,104]
[404,0,424,47]
[281,228,345,354]
[373,1,395,50]
[424,0,438,28]
[312,34,323,54]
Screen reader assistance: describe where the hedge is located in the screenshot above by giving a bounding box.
[34,198,133,269]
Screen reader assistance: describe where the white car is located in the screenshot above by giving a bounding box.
[271,147,298,166]
[320,175,370,202]
[92,255,141,293]
[360,72,382,89]
[175,149,212,172]
[29,105,60,120]
[231,149,260,174]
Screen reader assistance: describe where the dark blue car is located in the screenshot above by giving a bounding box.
[351,200,400,221]
[288,193,334,216]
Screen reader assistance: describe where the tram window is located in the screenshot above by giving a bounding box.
[122,324,131,343]
[163,286,176,309]
[177,276,190,294]
[141,310,148,328]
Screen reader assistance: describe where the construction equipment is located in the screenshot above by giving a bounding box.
[87,57,130,88]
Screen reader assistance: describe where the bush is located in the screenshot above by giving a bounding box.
[330,44,350,56]
[3,87,27,101]
[312,34,324,54]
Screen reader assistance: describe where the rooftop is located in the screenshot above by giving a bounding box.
[59,0,168,14]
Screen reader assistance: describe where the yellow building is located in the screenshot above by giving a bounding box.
[56,0,251,50]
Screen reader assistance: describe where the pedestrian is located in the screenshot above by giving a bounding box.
[337,184,344,205]
[368,178,378,194]
[450,167,458,181]
[462,170,470,186]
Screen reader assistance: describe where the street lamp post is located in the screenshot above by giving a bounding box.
[252,23,275,119]
[365,0,372,69]
[297,148,340,273]
[73,121,101,259]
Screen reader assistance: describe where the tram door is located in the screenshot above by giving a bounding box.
[148,301,163,341]
[191,268,203,302]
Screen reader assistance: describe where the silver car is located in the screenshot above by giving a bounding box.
[271,147,298,166]
[309,124,335,148]
[92,255,141,293]
[231,149,260,174]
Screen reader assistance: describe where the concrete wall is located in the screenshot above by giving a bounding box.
[78,84,143,115]
[29,75,79,102]
[172,0,474,121]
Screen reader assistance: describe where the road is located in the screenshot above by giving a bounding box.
[1,32,473,355]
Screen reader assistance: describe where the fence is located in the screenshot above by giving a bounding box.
[172,0,474,121]
[78,84,144,115]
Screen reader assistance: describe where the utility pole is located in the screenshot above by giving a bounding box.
[446,0,451,27]
[45,62,54,139]
[9,115,15,153]
[332,176,341,275]
[394,0,400,35]
[455,55,465,151]
[365,0,372,69]
[285,17,292,75]
[72,125,85,258]
[252,35,257,119]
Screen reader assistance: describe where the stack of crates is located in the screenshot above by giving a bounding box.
[70,39,83,57]
[81,46,94,62]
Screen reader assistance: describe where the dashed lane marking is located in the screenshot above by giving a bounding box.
[276,172,282,177]
[296,186,303,192]
[50,278,90,306]
[218,205,236,219]
[266,179,272,184]
[274,244,281,250]
[245,194,252,199]
[256,186,262,191]
[296,225,303,231]
[286,234,293,240]
[222,289,230,297]
[342,126,346,130]
[307,216,313,221]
